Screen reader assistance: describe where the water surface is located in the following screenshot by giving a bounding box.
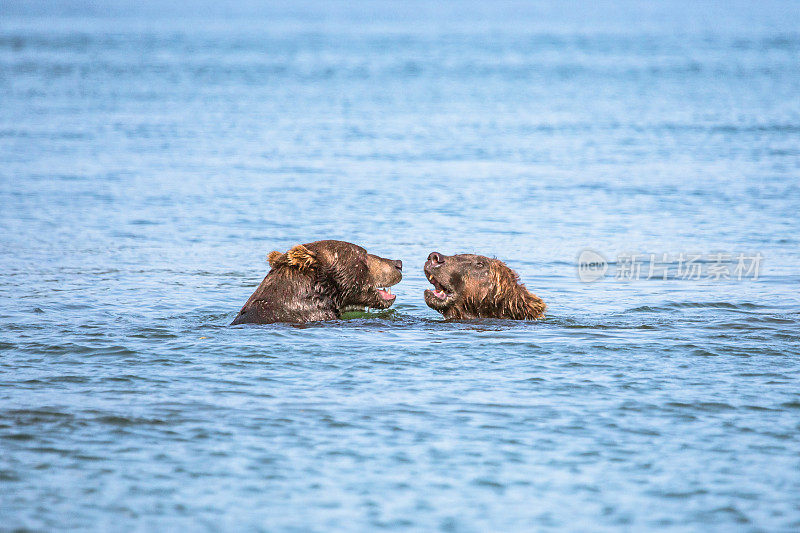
[1,1,800,530]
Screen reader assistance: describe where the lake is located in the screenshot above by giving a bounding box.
[1,1,799,530]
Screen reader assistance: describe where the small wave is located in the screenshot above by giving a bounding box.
[1,433,36,441]
[0,470,21,481]
[47,375,89,384]
[626,301,763,313]
[2,408,73,419]
[471,478,506,492]
[649,489,709,499]
[665,401,736,412]
[94,415,169,427]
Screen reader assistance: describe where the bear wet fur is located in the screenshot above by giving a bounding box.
[423,252,545,320]
[232,240,402,325]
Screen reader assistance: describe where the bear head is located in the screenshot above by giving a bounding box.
[268,240,402,311]
[423,251,545,320]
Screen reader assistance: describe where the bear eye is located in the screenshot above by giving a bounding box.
[476,261,485,268]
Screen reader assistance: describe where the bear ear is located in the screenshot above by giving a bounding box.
[267,245,318,271]
[267,250,288,268]
[285,244,317,271]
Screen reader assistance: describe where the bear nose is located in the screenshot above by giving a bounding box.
[428,252,444,264]
[393,259,402,271]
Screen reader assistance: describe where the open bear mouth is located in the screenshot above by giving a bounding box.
[424,272,453,302]
[376,287,396,302]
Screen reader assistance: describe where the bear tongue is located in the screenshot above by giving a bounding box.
[377,288,395,300]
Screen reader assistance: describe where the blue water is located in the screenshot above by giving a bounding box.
[2,1,800,530]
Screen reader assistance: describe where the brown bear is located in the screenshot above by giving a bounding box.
[232,240,402,325]
[423,251,546,320]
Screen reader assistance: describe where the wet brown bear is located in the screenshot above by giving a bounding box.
[232,240,402,325]
[423,252,545,320]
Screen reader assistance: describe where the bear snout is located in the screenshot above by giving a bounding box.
[366,253,403,289]
[425,252,447,275]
